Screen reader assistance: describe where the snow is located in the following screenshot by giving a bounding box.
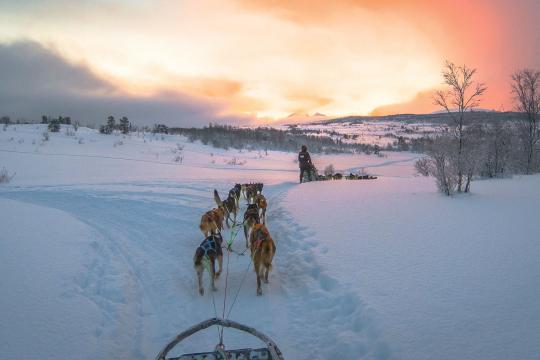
[284,176,540,360]
[276,121,443,147]
[1,124,539,360]
[0,199,103,359]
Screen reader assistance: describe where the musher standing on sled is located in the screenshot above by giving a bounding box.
[298,145,312,183]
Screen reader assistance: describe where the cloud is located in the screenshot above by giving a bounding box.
[236,0,436,25]
[3,1,539,118]
[0,40,253,127]
[285,90,333,113]
[0,40,114,97]
[369,90,439,116]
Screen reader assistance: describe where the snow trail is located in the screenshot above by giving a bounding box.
[0,180,390,359]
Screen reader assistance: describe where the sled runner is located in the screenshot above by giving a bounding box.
[156,318,284,360]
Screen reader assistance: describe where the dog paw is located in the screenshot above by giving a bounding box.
[264,278,269,284]
[257,288,262,296]
[199,288,204,296]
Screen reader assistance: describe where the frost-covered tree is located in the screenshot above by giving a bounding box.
[477,122,513,178]
[433,61,487,192]
[511,69,540,174]
[416,136,459,196]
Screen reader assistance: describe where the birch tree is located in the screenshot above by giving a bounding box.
[434,61,487,192]
[511,69,540,174]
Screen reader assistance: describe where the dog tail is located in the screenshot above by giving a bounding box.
[213,189,222,207]
[199,216,206,232]
[194,248,203,267]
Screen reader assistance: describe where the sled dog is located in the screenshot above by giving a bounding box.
[249,224,276,296]
[194,233,223,295]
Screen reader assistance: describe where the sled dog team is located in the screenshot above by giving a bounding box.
[194,183,276,296]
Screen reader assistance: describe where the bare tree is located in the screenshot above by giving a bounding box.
[434,61,487,192]
[477,122,513,178]
[511,69,540,174]
[324,164,335,176]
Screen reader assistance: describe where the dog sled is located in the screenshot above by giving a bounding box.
[303,166,378,182]
[345,173,377,180]
[156,317,284,360]
[301,164,318,183]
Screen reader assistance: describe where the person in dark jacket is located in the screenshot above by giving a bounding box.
[298,145,312,183]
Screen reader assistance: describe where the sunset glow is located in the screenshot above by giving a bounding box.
[1,0,539,124]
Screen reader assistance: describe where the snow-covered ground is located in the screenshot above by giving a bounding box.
[276,120,442,147]
[1,124,539,360]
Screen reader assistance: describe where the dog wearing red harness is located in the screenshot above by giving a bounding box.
[249,223,276,296]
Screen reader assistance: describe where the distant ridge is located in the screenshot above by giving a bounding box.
[291,110,523,126]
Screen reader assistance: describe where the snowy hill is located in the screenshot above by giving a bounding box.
[1,124,539,360]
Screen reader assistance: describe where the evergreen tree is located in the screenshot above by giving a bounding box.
[107,116,116,131]
[48,119,61,132]
[119,116,130,134]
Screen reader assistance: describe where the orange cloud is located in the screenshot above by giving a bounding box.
[369,90,439,116]
[285,90,333,113]
[180,77,243,98]
[2,0,539,120]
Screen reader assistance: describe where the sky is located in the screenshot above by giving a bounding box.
[0,0,539,126]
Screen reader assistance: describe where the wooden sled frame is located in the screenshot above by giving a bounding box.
[156,318,285,360]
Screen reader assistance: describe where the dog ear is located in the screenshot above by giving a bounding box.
[213,189,223,207]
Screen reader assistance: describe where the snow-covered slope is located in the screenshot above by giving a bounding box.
[1,124,539,360]
[285,175,540,360]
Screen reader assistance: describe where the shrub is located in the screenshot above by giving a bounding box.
[0,167,15,184]
[324,164,335,176]
[48,120,61,132]
[65,127,76,137]
[99,124,113,134]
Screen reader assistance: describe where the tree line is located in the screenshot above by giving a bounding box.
[167,124,384,155]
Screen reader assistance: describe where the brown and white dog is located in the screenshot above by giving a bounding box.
[193,233,223,295]
[199,207,225,237]
[242,184,255,204]
[249,224,276,296]
[214,189,238,227]
[254,194,267,224]
[254,182,263,194]
[229,184,242,209]
[243,203,260,248]
[241,183,263,203]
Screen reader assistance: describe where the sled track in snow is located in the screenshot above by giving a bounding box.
[0,181,390,359]
[264,186,391,359]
